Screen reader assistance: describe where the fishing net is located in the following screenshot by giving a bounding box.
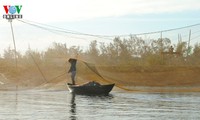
[80,61,135,91]
[1,19,200,92]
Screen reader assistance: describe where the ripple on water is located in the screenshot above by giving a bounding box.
[0,90,200,120]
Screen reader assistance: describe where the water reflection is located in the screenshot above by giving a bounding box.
[1,91,200,120]
[69,93,113,120]
[15,91,18,111]
[69,93,76,120]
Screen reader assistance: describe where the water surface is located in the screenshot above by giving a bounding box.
[0,90,200,120]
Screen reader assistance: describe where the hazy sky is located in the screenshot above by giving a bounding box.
[0,0,200,54]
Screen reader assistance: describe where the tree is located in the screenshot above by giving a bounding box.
[151,38,171,54]
[3,46,16,60]
[176,41,187,56]
[44,42,68,58]
[87,40,99,57]
[193,43,200,57]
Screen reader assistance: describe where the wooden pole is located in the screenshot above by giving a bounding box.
[178,34,179,42]
[9,19,18,69]
[160,31,162,41]
[187,29,191,56]
[160,31,163,51]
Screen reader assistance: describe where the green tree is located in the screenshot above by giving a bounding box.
[193,43,200,57]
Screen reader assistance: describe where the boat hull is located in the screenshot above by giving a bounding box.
[67,82,115,95]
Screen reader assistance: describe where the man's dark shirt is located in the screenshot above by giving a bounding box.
[68,58,77,73]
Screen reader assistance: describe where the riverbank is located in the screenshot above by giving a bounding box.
[1,66,200,92]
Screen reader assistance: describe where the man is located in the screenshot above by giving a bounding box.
[68,58,77,85]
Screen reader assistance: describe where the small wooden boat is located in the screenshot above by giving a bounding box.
[67,81,115,95]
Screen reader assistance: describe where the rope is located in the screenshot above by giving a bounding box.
[29,52,48,83]
[17,19,113,41]
[47,71,66,83]
[18,19,200,37]
[36,71,67,88]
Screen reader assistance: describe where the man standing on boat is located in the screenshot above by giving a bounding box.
[68,58,77,85]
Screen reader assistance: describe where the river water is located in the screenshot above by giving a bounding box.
[0,90,200,120]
